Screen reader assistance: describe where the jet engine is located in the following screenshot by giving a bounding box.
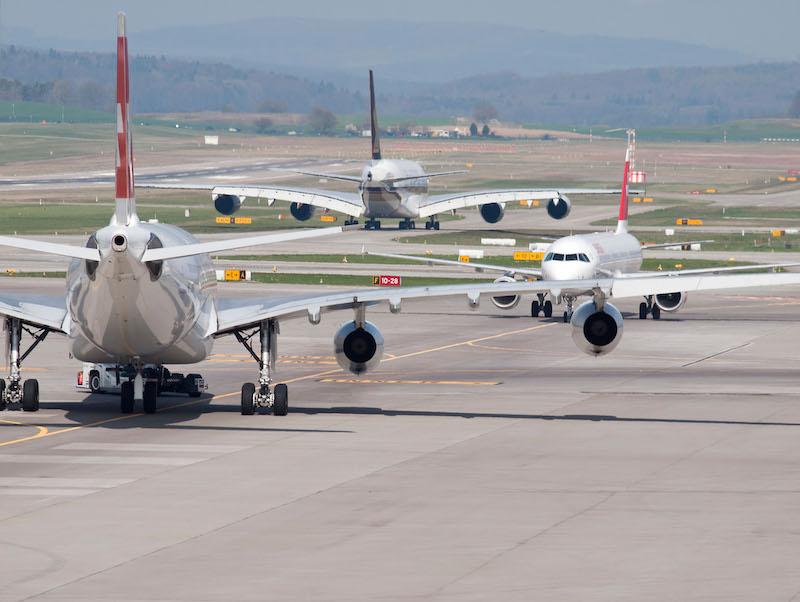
[334,320,384,374]
[654,292,687,312]
[490,276,521,310]
[213,193,243,216]
[290,202,315,221]
[479,202,505,224]
[546,194,571,220]
[570,300,623,356]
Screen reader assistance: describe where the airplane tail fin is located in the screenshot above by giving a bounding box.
[369,69,381,161]
[615,144,632,234]
[113,12,137,226]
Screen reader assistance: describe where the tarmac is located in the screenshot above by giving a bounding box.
[1,279,800,600]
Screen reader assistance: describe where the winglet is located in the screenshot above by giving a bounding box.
[369,69,381,161]
[616,144,632,234]
[114,12,137,226]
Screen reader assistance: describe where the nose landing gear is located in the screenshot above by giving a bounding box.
[234,319,289,416]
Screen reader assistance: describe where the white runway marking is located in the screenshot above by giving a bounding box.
[0,488,97,497]
[0,454,199,466]
[0,477,133,488]
[54,442,247,454]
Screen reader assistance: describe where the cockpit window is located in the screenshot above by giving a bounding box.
[544,252,554,261]
[552,253,564,261]
[566,253,578,261]
[578,253,590,262]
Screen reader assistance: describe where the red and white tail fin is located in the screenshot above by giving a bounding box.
[615,144,632,234]
[114,12,137,226]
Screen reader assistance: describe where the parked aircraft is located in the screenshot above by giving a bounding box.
[1,15,799,417]
[367,144,800,325]
[142,70,625,230]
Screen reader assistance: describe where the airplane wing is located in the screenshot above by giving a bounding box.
[138,183,365,218]
[364,250,542,277]
[0,293,68,332]
[214,271,800,334]
[418,188,622,218]
[605,261,800,279]
[641,240,714,250]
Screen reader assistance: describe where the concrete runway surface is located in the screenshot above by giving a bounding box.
[1,280,800,600]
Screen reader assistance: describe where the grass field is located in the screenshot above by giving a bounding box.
[593,205,800,228]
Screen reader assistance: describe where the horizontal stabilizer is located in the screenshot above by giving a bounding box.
[0,236,100,261]
[141,225,351,262]
[292,170,363,183]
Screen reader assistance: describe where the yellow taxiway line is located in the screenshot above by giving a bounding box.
[0,322,555,448]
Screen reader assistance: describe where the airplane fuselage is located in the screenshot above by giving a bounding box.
[541,231,643,281]
[358,159,428,219]
[67,221,217,364]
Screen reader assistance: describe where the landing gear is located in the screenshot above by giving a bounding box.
[639,297,662,320]
[542,300,553,318]
[0,317,48,412]
[234,319,289,416]
[365,219,382,230]
[344,218,359,226]
[531,294,547,318]
[120,381,134,413]
[425,217,440,230]
[398,218,416,230]
[563,296,575,323]
[143,381,158,414]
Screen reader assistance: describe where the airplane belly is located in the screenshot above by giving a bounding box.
[363,188,414,218]
[67,260,213,364]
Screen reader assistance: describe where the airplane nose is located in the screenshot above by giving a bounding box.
[112,234,127,252]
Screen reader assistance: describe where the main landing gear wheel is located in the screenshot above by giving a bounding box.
[143,382,158,414]
[651,304,661,320]
[241,382,256,415]
[120,381,134,414]
[563,311,570,323]
[0,380,6,411]
[639,302,648,320]
[273,383,288,416]
[542,300,553,318]
[21,379,39,412]
[531,300,540,317]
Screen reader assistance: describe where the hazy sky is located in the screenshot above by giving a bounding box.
[1,0,798,61]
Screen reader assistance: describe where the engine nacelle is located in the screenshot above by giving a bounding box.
[654,292,687,312]
[490,276,521,310]
[290,202,315,221]
[570,300,623,356]
[214,194,243,215]
[334,320,384,375]
[546,194,571,220]
[479,202,505,224]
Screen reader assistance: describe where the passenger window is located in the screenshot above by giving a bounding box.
[552,253,564,261]
[566,254,578,261]
[579,253,589,262]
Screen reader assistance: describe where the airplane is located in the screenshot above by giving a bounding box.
[366,143,800,323]
[1,14,800,418]
[141,70,627,231]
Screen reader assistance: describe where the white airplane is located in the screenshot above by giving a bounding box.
[141,70,626,230]
[368,144,800,325]
[1,15,800,417]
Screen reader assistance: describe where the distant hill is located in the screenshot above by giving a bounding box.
[1,45,798,127]
[6,18,751,83]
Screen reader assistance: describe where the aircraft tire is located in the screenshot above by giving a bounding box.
[651,304,661,320]
[121,381,134,414]
[543,300,553,318]
[143,382,158,414]
[22,379,39,412]
[531,300,540,317]
[241,382,256,415]
[639,302,648,319]
[273,384,288,416]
